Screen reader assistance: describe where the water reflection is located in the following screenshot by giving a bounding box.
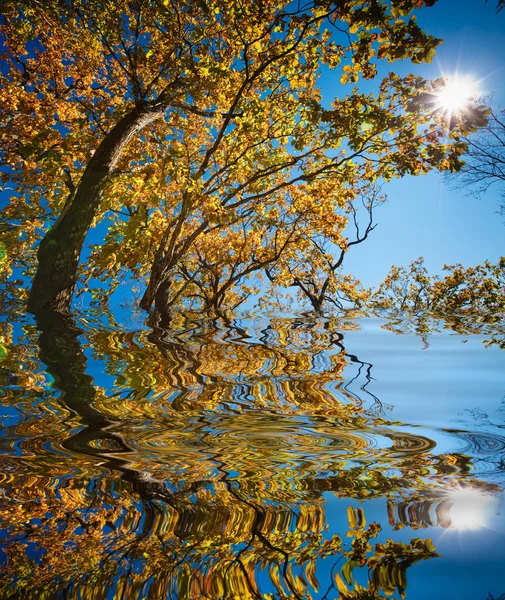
[444,487,496,531]
[0,311,503,598]
[386,485,499,532]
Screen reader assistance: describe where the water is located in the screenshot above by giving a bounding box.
[0,310,504,599]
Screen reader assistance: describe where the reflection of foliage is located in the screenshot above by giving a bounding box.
[0,481,439,600]
[334,508,439,600]
[0,311,502,597]
[0,319,46,402]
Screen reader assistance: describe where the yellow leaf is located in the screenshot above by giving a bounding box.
[335,574,348,594]
[347,506,356,528]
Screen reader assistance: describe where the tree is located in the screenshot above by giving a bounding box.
[264,183,383,313]
[448,105,505,214]
[369,256,505,347]
[370,257,505,316]
[0,0,487,315]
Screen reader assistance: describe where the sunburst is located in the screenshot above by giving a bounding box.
[434,76,477,115]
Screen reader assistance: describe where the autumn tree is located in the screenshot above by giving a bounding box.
[261,182,382,313]
[0,0,487,315]
[370,256,505,316]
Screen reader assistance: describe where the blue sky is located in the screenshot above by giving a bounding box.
[338,0,505,287]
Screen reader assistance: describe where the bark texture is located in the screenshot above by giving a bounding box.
[27,103,166,314]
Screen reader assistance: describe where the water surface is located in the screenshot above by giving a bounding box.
[0,311,503,599]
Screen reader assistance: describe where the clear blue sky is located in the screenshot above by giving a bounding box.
[336,0,505,288]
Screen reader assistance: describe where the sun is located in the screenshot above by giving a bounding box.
[446,486,492,531]
[435,77,476,114]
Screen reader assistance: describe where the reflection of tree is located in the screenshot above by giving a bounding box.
[0,479,440,600]
[0,312,499,598]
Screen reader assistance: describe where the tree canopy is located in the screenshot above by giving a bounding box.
[371,256,505,316]
[0,0,488,316]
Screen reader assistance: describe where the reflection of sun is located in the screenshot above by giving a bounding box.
[434,77,476,114]
[448,487,491,530]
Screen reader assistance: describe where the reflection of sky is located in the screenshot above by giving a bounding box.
[343,317,505,431]
[327,320,505,600]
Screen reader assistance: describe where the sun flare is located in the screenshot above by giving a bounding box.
[447,487,491,531]
[435,77,476,113]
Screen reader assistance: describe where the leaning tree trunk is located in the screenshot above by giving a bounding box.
[27,102,167,314]
[139,227,174,312]
[139,266,172,312]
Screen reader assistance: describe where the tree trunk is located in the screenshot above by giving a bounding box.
[139,271,172,311]
[139,269,163,311]
[27,103,166,314]
[139,228,175,314]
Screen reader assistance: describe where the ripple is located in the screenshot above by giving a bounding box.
[455,430,505,455]
[0,312,503,598]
